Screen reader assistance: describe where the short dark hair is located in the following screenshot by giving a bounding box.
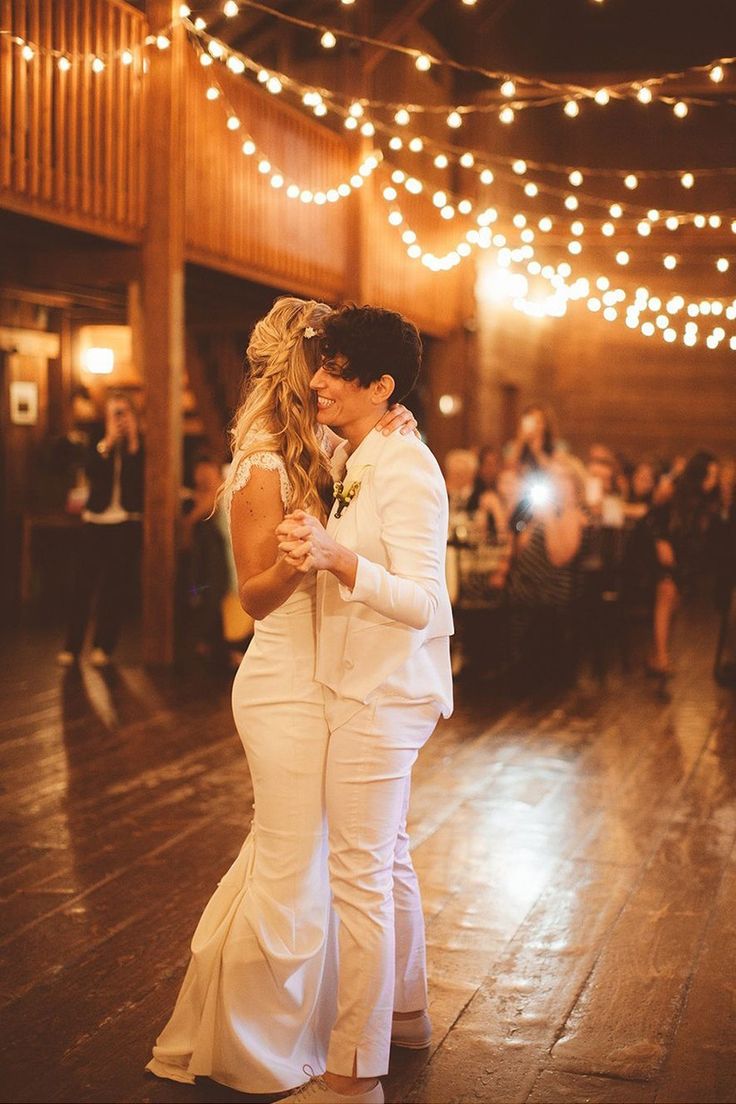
[321,304,422,402]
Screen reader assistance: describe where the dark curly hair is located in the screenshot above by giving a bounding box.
[321,304,422,402]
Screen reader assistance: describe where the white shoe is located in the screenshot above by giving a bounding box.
[89,647,112,667]
[56,650,78,668]
[279,1068,383,1104]
[391,1010,432,1049]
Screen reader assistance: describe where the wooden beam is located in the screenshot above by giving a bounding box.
[141,1,186,666]
[362,0,439,77]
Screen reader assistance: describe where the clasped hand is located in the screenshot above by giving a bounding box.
[276,511,335,573]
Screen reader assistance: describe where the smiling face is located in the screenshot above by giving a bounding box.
[310,352,394,447]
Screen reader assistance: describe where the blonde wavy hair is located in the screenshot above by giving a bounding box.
[219,296,334,518]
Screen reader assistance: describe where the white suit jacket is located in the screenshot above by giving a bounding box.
[315,427,454,720]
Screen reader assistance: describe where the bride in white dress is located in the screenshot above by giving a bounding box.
[146,297,414,1095]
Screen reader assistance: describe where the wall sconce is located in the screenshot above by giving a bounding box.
[84,347,115,375]
[438,393,463,416]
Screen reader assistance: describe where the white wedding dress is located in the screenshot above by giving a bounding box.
[146,447,337,1093]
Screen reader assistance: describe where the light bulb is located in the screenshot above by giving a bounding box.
[270,174,283,189]
[538,217,553,232]
[594,88,610,105]
[673,101,688,118]
[433,191,447,208]
[121,49,134,65]
[569,170,583,187]
[415,53,431,72]
[408,137,423,152]
[637,86,653,104]
[500,79,516,97]
[402,230,416,244]
[665,216,679,230]
[717,257,730,272]
[499,106,515,125]
[257,69,269,83]
[179,3,191,15]
[564,99,580,117]
[388,211,403,226]
[434,153,448,169]
[648,209,660,221]
[512,159,527,175]
[242,139,256,155]
[709,214,722,228]
[458,199,473,215]
[610,203,623,218]
[447,111,463,128]
[206,85,220,100]
[320,31,337,48]
[21,44,35,61]
[679,172,694,189]
[524,182,539,197]
[564,195,579,211]
[224,0,238,15]
[58,56,72,71]
[156,35,170,49]
[710,64,725,83]
[459,152,474,168]
[208,40,224,58]
[663,254,677,269]
[569,240,582,255]
[344,116,358,130]
[616,250,630,265]
[91,57,105,72]
[480,168,494,184]
[624,174,638,190]
[349,101,364,118]
[637,221,651,236]
[194,17,206,29]
[258,159,270,174]
[389,137,403,150]
[314,103,327,117]
[395,108,410,126]
[571,220,584,236]
[360,122,375,137]
[440,205,455,220]
[227,56,245,74]
[694,214,707,228]
[199,52,213,66]
[266,76,282,94]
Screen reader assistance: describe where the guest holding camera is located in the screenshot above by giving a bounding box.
[57,392,144,668]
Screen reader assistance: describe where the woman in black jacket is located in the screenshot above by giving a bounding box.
[57,393,144,667]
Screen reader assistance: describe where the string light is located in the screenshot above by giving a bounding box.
[320,31,337,48]
[564,99,580,117]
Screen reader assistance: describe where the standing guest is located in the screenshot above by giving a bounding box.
[181,456,231,665]
[467,444,499,512]
[505,403,561,476]
[56,392,143,667]
[277,305,453,1104]
[645,450,720,677]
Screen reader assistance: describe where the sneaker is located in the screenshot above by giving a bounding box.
[279,1068,383,1104]
[391,1010,432,1049]
[89,647,112,667]
[56,650,78,668]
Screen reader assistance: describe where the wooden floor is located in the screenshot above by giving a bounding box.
[1,612,735,1104]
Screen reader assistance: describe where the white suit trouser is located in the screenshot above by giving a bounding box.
[324,691,442,1078]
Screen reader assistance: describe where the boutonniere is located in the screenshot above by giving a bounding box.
[333,466,370,518]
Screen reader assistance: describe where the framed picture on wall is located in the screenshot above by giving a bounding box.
[9,380,39,425]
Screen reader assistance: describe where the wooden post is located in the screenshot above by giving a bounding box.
[141,2,185,664]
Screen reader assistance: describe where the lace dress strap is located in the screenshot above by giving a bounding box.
[229,450,292,512]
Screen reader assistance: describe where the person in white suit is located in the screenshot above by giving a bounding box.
[277,305,454,1104]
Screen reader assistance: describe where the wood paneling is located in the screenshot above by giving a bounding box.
[0,0,146,242]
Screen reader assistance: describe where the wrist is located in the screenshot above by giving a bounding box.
[331,544,358,589]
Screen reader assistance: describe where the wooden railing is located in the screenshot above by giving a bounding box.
[0,4,465,332]
[0,0,146,240]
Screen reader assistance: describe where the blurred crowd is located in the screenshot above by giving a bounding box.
[444,404,736,693]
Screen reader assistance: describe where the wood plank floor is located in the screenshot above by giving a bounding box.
[1,612,735,1104]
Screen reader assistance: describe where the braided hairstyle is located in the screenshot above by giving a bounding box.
[220,296,333,518]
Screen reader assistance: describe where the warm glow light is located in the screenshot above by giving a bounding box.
[84,347,114,375]
[480,168,494,184]
[320,31,337,48]
[223,0,239,15]
[227,56,245,74]
[179,4,191,16]
[499,106,515,125]
[637,220,651,236]
[408,137,423,152]
[624,174,638,189]
[500,79,516,97]
[360,122,375,137]
[637,86,653,104]
[616,250,630,265]
[270,174,283,189]
[58,56,72,71]
[121,49,134,65]
[710,64,725,83]
[395,108,410,126]
[266,76,282,94]
[91,57,105,73]
[416,53,432,72]
[663,254,677,269]
[227,115,241,130]
[673,100,689,118]
[564,195,579,211]
[594,88,610,105]
[717,257,730,272]
[524,183,539,197]
[21,44,35,61]
[512,159,527,175]
[206,85,220,100]
[680,172,694,189]
[434,153,449,169]
[564,99,580,117]
[709,215,722,228]
[447,110,463,128]
[538,217,553,232]
[666,216,679,230]
[569,170,583,187]
[610,203,623,218]
[460,152,475,168]
[242,139,256,155]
